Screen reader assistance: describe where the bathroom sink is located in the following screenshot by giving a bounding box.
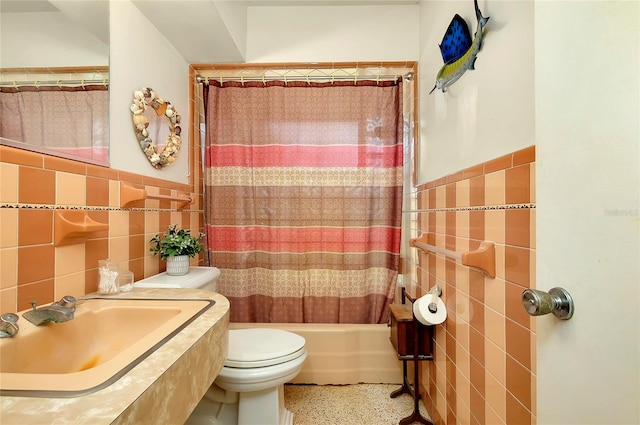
[0,297,214,397]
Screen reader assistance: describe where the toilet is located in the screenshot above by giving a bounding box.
[136,267,307,425]
[195,328,307,425]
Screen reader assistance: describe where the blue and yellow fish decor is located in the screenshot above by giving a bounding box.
[430,0,490,94]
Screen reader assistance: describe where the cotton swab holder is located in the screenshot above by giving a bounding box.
[97,259,120,294]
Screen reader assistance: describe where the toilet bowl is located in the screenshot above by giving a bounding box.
[136,267,306,425]
[209,328,307,425]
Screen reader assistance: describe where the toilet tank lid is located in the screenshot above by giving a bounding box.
[227,329,306,364]
[135,266,220,289]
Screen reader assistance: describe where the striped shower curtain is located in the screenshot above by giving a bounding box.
[204,79,403,324]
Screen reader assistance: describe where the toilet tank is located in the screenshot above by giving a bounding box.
[135,267,221,291]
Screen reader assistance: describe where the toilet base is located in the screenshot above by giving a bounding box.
[239,384,292,425]
[185,383,293,425]
[185,384,238,425]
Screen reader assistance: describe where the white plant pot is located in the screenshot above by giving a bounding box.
[166,255,190,276]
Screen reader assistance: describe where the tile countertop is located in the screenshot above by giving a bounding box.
[0,288,230,425]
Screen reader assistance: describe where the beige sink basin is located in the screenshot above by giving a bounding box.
[0,297,214,397]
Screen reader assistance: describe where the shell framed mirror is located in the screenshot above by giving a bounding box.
[130,87,182,169]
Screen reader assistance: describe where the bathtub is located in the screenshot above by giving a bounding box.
[229,323,403,385]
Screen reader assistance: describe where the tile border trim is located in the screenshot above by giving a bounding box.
[0,203,204,213]
[404,203,535,214]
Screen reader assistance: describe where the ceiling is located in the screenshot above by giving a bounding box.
[2,0,419,64]
[246,0,418,5]
[0,0,109,46]
[0,0,419,12]
[134,0,420,63]
[0,1,59,13]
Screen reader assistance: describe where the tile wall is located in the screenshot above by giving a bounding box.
[0,144,204,313]
[403,146,536,425]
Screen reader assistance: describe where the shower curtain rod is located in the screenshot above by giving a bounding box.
[196,73,411,84]
[0,78,108,88]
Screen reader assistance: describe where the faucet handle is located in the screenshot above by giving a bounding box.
[1,312,19,324]
[57,295,78,308]
[0,312,19,338]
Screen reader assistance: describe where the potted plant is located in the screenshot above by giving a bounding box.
[149,225,205,276]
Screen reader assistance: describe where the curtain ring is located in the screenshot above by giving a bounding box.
[354,75,357,86]
[13,81,18,91]
[57,80,62,88]
[376,75,380,86]
[240,76,244,86]
[306,75,310,86]
[81,79,86,89]
[34,80,39,90]
[262,75,266,86]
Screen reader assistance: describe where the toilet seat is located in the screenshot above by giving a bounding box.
[225,329,306,368]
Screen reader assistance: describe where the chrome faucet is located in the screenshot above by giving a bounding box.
[0,313,19,338]
[22,296,78,326]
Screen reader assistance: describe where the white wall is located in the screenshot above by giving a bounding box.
[246,5,419,62]
[109,0,190,184]
[0,12,108,68]
[535,1,640,423]
[417,0,534,183]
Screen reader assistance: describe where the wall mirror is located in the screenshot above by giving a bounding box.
[0,0,109,166]
[130,87,182,169]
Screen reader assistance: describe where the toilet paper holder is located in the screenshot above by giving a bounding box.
[521,287,574,320]
[427,285,442,313]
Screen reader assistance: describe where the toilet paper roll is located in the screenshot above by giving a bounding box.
[413,294,447,326]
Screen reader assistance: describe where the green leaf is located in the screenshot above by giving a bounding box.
[149,225,205,261]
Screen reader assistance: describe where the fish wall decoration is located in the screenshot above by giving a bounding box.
[430,0,490,94]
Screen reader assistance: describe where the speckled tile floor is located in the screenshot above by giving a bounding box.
[284,384,432,425]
